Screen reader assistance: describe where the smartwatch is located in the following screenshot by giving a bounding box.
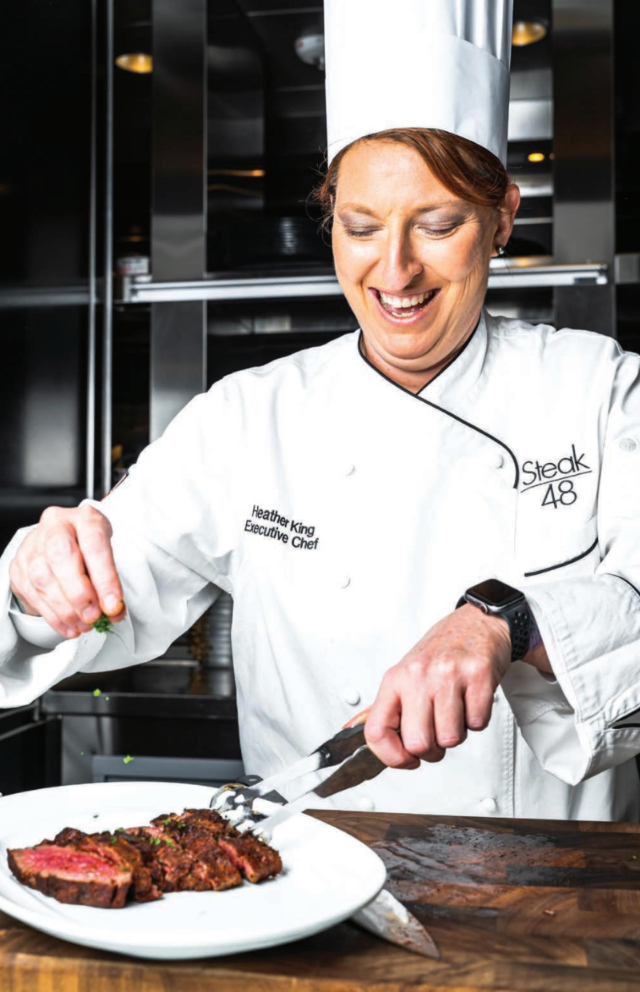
[457,579,531,662]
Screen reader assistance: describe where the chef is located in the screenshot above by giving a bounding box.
[2,0,640,822]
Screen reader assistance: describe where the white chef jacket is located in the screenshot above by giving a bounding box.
[2,310,640,821]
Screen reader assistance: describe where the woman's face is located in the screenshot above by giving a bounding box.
[332,140,520,390]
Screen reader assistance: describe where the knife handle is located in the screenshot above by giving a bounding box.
[314,722,367,768]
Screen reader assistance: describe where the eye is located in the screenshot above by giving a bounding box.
[343,227,378,239]
[419,224,457,237]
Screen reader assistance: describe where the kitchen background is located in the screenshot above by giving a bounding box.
[0,0,638,796]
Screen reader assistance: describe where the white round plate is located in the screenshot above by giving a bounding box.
[0,781,386,960]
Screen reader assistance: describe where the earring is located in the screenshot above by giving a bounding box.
[496,245,506,257]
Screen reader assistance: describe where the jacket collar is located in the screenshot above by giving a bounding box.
[354,308,490,407]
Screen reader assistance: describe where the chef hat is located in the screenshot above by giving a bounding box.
[324,0,513,165]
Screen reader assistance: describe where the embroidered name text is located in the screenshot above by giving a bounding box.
[244,504,320,549]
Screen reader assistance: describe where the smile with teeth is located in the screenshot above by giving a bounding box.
[376,289,437,317]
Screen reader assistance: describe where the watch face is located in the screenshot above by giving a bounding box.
[469,579,524,609]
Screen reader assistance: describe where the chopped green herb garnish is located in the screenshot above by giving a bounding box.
[165,839,175,847]
[92,688,102,697]
[177,822,186,829]
[110,835,118,844]
[92,614,114,634]
[123,755,134,764]
[104,696,110,702]
[161,819,171,826]
[632,855,638,861]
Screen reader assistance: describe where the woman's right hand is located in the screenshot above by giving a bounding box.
[8,505,125,639]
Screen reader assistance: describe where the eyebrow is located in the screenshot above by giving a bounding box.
[337,201,461,217]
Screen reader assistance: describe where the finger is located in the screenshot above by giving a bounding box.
[465,683,495,732]
[365,680,420,769]
[44,527,103,626]
[75,513,124,617]
[399,696,444,764]
[342,707,370,730]
[433,683,467,749]
[20,575,85,639]
[26,557,91,635]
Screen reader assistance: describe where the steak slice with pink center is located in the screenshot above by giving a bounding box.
[7,845,132,908]
[217,834,283,884]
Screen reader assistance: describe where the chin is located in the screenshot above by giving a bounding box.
[368,328,440,365]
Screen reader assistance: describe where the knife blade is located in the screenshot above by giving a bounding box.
[352,889,440,959]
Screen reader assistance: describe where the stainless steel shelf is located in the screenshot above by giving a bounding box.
[0,286,91,310]
[118,260,609,305]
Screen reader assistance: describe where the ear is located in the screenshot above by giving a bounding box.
[493,184,521,255]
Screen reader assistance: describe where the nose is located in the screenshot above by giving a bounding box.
[378,227,423,291]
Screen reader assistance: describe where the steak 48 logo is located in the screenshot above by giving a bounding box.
[520,444,592,509]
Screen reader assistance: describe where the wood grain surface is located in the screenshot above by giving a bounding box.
[3,810,640,991]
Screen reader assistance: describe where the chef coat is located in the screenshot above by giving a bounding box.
[2,309,640,821]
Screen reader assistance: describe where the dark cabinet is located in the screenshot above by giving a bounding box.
[0,706,61,797]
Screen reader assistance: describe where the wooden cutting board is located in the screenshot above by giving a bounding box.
[3,811,640,991]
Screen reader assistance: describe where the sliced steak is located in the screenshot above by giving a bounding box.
[177,808,229,837]
[7,845,132,908]
[177,846,242,891]
[131,829,193,892]
[92,832,162,903]
[218,834,283,883]
[8,807,283,908]
[149,817,242,890]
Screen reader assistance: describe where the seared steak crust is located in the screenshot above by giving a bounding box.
[218,834,283,883]
[8,808,281,908]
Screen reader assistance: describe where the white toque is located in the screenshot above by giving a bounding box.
[324,0,513,165]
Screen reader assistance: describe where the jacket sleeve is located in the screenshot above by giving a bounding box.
[0,383,241,708]
[501,349,640,785]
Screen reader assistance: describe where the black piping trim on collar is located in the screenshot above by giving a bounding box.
[358,331,520,489]
[604,573,640,599]
[415,319,480,395]
[524,537,599,578]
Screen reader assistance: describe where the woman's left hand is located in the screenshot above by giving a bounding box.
[345,604,512,769]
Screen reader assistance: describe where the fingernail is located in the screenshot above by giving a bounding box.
[104,595,120,614]
[83,607,100,624]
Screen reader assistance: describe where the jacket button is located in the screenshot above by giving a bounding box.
[342,687,361,706]
[342,463,356,476]
[481,798,498,813]
[357,796,375,811]
[492,452,505,469]
[619,438,637,452]
[337,573,351,588]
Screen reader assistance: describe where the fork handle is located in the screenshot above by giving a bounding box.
[315,722,367,768]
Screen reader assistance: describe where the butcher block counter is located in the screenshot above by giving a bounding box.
[4,809,640,992]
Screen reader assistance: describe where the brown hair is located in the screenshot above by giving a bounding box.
[313,128,511,231]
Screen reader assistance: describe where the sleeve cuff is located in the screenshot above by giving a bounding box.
[9,597,65,650]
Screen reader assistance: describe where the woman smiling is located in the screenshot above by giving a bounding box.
[320,128,520,391]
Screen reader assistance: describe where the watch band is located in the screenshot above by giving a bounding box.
[456,584,532,662]
[508,603,531,662]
